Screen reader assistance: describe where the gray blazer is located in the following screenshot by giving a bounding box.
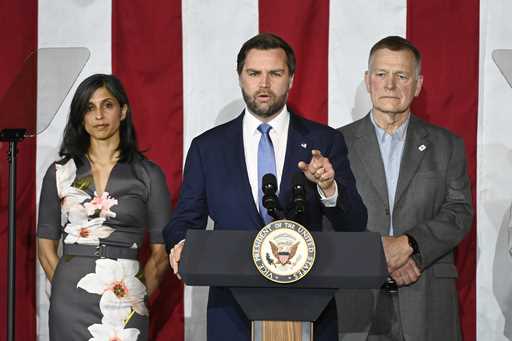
[339,114,473,341]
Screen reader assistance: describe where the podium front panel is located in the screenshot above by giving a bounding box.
[180,230,387,289]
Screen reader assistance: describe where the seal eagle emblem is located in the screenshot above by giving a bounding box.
[252,219,316,283]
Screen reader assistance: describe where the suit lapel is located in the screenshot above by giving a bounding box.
[229,112,264,227]
[394,116,429,205]
[351,115,388,203]
[279,114,310,205]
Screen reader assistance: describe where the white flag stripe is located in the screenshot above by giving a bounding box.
[37,0,113,180]
[36,1,113,340]
[477,0,512,340]
[182,0,259,158]
[328,0,407,128]
[181,1,259,340]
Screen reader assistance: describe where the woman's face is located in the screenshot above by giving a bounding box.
[83,87,127,143]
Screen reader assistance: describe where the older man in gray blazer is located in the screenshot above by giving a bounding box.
[339,36,473,341]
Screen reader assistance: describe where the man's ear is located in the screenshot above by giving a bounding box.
[414,75,424,97]
[364,71,371,93]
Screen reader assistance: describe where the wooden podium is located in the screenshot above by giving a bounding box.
[179,230,387,341]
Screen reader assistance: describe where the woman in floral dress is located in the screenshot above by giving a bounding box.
[37,74,172,340]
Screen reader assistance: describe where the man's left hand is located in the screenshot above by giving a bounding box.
[382,235,413,272]
[390,258,422,286]
[298,149,336,197]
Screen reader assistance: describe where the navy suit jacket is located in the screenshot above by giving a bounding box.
[163,111,367,340]
[165,112,366,248]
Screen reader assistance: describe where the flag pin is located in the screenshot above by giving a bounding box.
[418,144,426,151]
[300,143,307,149]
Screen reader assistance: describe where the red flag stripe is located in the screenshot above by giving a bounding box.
[259,0,330,124]
[112,1,184,340]
[407,1,478,340]
[0,1,37,339]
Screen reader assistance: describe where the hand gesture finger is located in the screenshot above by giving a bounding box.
[298,150,336,195]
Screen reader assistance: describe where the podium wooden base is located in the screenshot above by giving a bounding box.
[252,321,312,341]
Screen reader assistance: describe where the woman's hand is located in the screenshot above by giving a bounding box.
[144,244,169,296]
[38,238,59,282]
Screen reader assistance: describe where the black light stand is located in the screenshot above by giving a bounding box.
[0,128,27,341]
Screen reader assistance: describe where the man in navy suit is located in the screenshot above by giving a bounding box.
[163,33,367,341]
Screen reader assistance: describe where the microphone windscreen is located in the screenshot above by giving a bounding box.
[292,172,305,189]
[262,173,277,192]
[292,172,306,214]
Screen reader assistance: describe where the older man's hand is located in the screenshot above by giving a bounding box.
[382,235,413,273]
[390,258,422,286]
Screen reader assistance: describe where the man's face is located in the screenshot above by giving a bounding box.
[239,48,294,120]
[365,48,423,117]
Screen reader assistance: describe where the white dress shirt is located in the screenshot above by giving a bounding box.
[172,106,338,250]
[243,106,289,208]
[243,106,337,212]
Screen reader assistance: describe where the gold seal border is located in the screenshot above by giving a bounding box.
[252,219,316,284]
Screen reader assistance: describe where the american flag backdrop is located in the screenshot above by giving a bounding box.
[2,0,511,340]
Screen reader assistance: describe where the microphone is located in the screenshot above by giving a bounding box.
[262,173,278,210]
[292,172,306,214]
[262,173,282,220]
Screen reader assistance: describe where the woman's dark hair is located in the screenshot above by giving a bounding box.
[59,73,143,163]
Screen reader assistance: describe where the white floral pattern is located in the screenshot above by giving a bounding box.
[64,218,113,245]
[56,159,143,337]
[55,159,117,245]
[55,159,78,197]
[77,259,148,321]
[84,192,118,218]
[60,186,91,226]
[87,323,140,341]
[56,159,91,226]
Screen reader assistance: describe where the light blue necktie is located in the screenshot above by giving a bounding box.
[257,123,277,225]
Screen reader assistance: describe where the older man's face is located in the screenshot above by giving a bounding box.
[239,48,293,121]
[365,48,423,117]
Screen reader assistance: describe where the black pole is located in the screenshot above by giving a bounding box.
[1,128,26,341]
[7,140,16,341]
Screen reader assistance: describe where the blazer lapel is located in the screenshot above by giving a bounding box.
[351,115,388,203]
[394,115,429,205]
[229,112,264,227]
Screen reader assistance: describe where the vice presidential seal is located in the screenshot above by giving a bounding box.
[252,220,316,283]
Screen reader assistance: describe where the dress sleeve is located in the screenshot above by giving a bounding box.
[37,163,62,240]
[144,161,172,244]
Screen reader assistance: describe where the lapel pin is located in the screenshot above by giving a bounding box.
[300,143,307,149]
[418,144,426,151]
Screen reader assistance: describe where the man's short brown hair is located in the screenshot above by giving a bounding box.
[369,36,422,75]
[237,33,296,75]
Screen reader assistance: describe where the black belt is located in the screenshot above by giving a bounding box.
[63,244,139,260]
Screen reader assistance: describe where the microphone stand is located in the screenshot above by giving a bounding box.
[290,173,306,224]
[263,193,285,221]
[0,128,27,341]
